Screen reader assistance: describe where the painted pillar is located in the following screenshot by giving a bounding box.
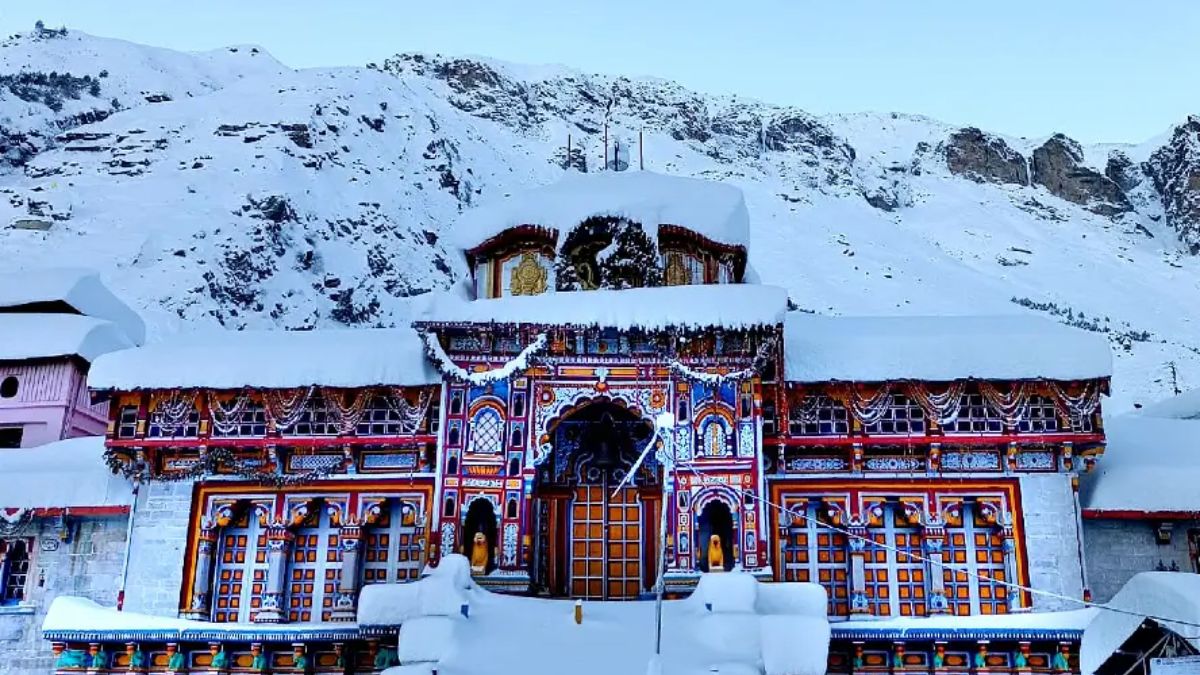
[922,519,950,614]
[330,523,362,622]
[182,526,218,619]
[848,523,870,615]
[255,524,294,623]
[999,513,1024,611]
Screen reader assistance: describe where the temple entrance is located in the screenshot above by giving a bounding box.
[531,399,661,599]
[697,500,735,572]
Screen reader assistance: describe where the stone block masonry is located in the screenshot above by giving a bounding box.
[0,517,128,675]
[1018,474,1086,611]
[121,479,194,617]
[1084,518,1200,602]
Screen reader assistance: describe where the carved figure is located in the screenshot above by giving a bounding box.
[470,531,489,572]
[708,534,725,572]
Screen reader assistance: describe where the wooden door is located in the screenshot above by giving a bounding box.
[569,483,643,599]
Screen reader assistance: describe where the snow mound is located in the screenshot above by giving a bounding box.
[88,326,439,390]
[762,614,830,675]
[0,268,146,345]
[0,436,133,510]
[0,313,134,363]
[692,571,759,614]
[358,573,468,626]
[428,553,473,590]
[785,313,1113,382]
[396,616,457,665]
[756,581,829,617]
[1080,415,1200,515]
[1081,572,1200,675]
[452,170,750,252]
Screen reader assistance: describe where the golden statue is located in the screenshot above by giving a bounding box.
[664,251,689,286]
[509,252,548,296]
[470,532,489,573]
[707,534,725,572]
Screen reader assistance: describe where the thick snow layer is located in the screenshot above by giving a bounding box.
[1081,572,1200,675]
[693,572,759,614]
[784,313,1113,382]
[452,170,750,252]
[0,268,146,345]
[418,284,789,331]
[396,616,457,665]
[762,615,831,675]
[836,608,1097,633]
[0,313,134,363]
[0,436,133,510]
[42,596,350,636]
[1080,415,1200,514]
[756,581,829,618]
[88,327,438,390]
[1134,388,1200,420]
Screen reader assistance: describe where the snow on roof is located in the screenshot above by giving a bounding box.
[836,608,1097,638]
[784,313,1113,382]
[0,268,146,345]
[0,436,133,510]
[89,327,439,391]
[1081,572,1200,675]
[452,171,750,252]
[1080,415,1200,515]
[418,284,789,331]
[0,314,135,363]
[1134,388,1200,420]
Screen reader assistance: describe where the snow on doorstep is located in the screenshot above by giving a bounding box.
[0,313,134,363]
[417,284,789,331]
[1134,387,1200,420]
[0,436,133,510]
[88,327,438,391]
[1081,572,1200,675]
[785,313,1113,382]
[451,170,750,252]
[1080,415,1200,514]
[0,268,146,345]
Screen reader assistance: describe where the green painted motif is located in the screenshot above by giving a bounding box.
[211,649,228,669]
[974,651,987,668]
[91,648,108,669]
[374,646,398,669]
[1015,651,1027,668]
[933,652,945,668]
[54,650,88,669]
[167,650,185,672]
[251,652,268,672]
[130,650,146,668]
[1053,652,1070,671]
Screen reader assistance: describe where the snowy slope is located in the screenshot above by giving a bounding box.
[2,30,1199,411]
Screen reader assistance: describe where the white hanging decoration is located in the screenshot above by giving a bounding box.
[1047,381,1101,422]
[849,384,894,426]
[384,387,434,434]
[149,389,198,433]
[666,337,776,385]
[208,390,253,434]
[423,332,548,385]
[906,381,968,426]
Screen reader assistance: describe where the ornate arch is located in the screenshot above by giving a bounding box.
[692,485,741,514]
[531,385,667,467]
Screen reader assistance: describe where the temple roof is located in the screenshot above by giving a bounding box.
[1080,415,1200,516]
[0,436,133,511]
[88,327,439,391]
[0,268,146,345]
[416,284,789,331]
[784,313,1113,383]
[1081,572,1200,675]
[452,171,750,253]
[0,313,135,363]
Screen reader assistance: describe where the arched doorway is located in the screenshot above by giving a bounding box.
[530,399,661,599]
[697,500,736,572]
[462,498,497,574]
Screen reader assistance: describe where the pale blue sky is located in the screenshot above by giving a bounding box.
[2,1,1196,144]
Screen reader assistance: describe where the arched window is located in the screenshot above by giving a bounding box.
[468,408,503,454]
[699,417,729,457]
[506,498,519,519]
[363,501,424,584]
[211,505,269,623]
[288,504,342,622]
[0,376,18,399]
[1,539,31,605]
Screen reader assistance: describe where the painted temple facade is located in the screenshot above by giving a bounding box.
[43,173,1114,674]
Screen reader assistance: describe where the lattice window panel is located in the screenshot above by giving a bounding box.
[467,408,503,454]
[285,397,339,436]
[1070,412,1095,433]
[789,396,849,436]
[147,409,200,438]
[287,508,342,622]
[1,539,31,605]
[1018,396,1060,433]
[211,404,267,438]
[780,504,850,615]
[212,514,268,623]
[943,503,1009,615]
[864,395,926,436]
[363,501,424,584]
[699,419,731,457]
[116,406,138,439]
[943,394,1003,434]
[863,504,926,617]
[357,397,407,436]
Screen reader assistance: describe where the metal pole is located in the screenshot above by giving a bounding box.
[653,434,674,656]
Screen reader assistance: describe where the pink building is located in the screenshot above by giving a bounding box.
[0,270,143,448]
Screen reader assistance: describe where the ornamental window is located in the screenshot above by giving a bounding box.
[287,505,342,622]
[863,502,926,617]
[699,417,731,457]
[355,395,429,436]
[943,502,1009,615]
[467,408,504,454]
[1069,412,1095,433]
[788,396,849,436]
[211,507,268,623]
[943,394,1003,434]
[284,396,339,436]
[114,404,138,439]
[147,401,200,439]
[779,504,849,615]
[1017,396,1060,433]
[210,403,267,438]
[0,538,32,605]
[863,395,926,436]
[363,501,425,584]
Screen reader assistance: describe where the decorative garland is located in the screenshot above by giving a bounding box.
[849,384,894,426]
[0,508,34,537]
[148,389,200,434]
[106,446,351,488]
[384,387,433,434]
[265,387,315,432]
[667,337,777,385]
[906,381,967,426]
[979,381,1031,425]
[208,390,254,435]
[422,331,548,385]
[1047,381,1101,422]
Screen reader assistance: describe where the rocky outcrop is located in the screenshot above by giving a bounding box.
[944,127,1028,185]
[1031,134,1132,216]
[1145,116,1200,254]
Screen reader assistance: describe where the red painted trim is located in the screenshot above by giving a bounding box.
[32,505,130,517]
[106,435,437,449]
[1082,509,1200,520]
[768,433,1104,448]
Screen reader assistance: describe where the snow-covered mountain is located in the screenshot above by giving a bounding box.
[3,28,1200,410]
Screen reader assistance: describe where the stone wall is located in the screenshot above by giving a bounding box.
[121,480,194,616]
[0,516,128,675]
[1083,517,1200,602]
[1018,474,1086,611]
